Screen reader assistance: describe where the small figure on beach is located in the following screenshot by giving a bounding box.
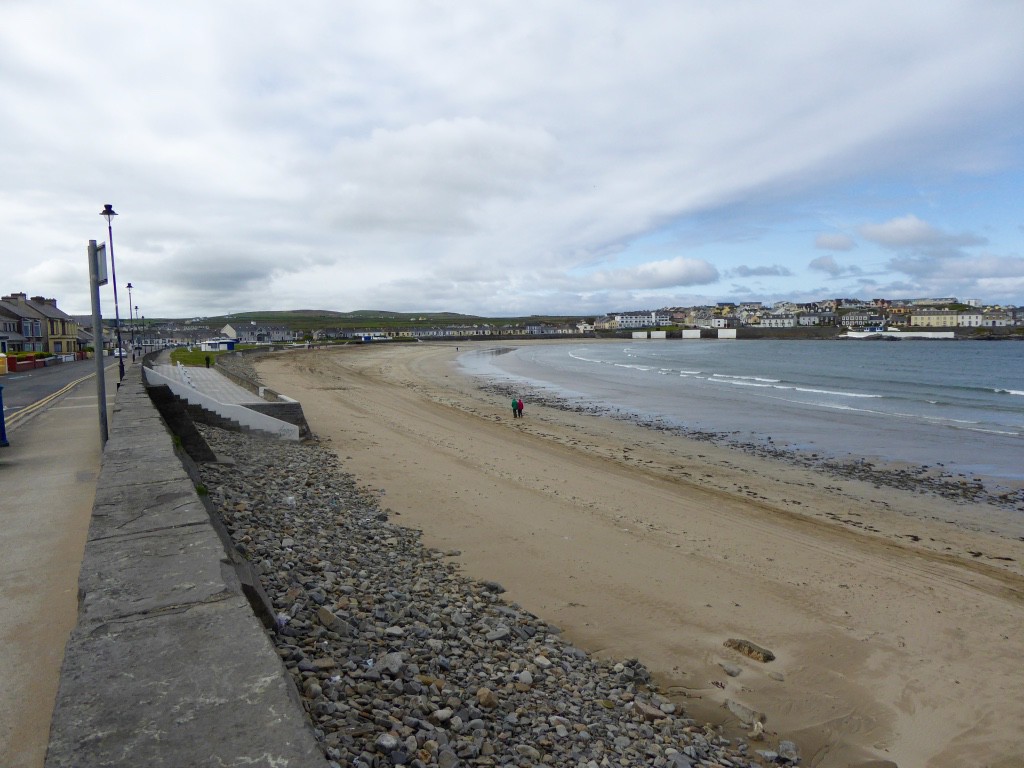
[512,397,520,418]
[517,398,524,418]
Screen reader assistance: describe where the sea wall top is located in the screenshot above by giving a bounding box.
[45,364,322,767]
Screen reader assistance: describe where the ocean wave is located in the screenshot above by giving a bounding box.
[961,426,1021,436]
[995,388,1024,396]
[567,351,606,364]
[758,393,985,427]
[790,386,882,399]
[707,377,773,388]
[711,374,781,383]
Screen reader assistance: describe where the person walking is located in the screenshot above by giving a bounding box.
[516,398,524,418]
[512,397,519,418]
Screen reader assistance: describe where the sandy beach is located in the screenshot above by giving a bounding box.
[256,341,1024,768]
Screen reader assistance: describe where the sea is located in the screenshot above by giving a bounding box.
[458,339,1024,492]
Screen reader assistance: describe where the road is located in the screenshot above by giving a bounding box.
[2,356,119,433]
[0,357,120,768]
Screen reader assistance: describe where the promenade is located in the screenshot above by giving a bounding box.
[0,358,118,768]
[0,355,262,767]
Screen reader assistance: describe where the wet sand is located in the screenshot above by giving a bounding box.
[257,341,1024,768]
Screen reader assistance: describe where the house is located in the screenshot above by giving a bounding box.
[842,311,886,328]
[911,309,958,328]
[0,293,46,352]
[25,295,79,355]
[199,338,236,351]
[0,311,26,353]
[226,324,299,344]
[958,310,984,327]
[980,312,1011,327]
[761,313,797,328]
[797,312,837,326]
[612,311,671,329]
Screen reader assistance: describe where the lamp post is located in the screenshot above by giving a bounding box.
[126,282,133,345]
[100,204,124,380]
[126,282,135,358]
[134,305,139,354]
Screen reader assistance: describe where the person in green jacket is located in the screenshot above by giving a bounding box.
[512,397,519,418]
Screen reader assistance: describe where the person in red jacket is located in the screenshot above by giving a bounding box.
[516,398,524,418]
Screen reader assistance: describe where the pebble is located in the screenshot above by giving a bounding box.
[196,423,795,767]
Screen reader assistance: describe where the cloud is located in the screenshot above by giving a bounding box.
[815,233,855,251]
[733,265,793,277]
[2,3,1024,315]
[316,118,557,235]
[868,251,1024,304]
[887,252,1024,280]
[808,255,843,276]
[579,257,720,291]
[859,214,986,253]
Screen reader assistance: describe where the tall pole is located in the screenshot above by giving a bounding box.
[126,283,135,361]
[88,240,109,447]
[126,283,134,348]
[101,204,124,380]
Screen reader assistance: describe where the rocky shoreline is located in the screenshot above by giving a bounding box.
[195,424,800,768]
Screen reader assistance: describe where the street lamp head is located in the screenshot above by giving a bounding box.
[100,204,117,224]
[126,282,133,291]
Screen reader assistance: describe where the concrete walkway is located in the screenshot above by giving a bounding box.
[150,364,265,405]
[0,358,119,768]
[44,362,321,767]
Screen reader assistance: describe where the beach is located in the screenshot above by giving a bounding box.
[256,341,1024,768]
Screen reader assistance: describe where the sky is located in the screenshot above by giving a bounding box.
[2,1,1023,319]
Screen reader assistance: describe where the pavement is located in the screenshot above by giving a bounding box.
[43,360,322,767]
[149,363,265,405]
[1,355,317,767]
[146,347,264,404]
[0,356,119,768]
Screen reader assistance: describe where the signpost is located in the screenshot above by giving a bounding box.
[88,240,109,447]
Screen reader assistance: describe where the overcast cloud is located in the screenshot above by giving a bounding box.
[1,1,1022,318]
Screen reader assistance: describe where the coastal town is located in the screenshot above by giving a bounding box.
[1,290,1022,363]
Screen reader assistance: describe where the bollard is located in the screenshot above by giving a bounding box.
[0,384,9,447]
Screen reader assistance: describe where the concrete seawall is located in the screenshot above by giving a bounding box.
[46,364,323,766]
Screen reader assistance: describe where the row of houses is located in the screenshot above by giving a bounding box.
[0,290,228,356]
[702,308,1020,330]
[0,292,85,355]
[219,302,1022,342]
[5,290,1021,356]
[608,301,1023,330]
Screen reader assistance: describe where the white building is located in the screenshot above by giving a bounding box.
[761,313,797,328]
[612,311,671,328]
